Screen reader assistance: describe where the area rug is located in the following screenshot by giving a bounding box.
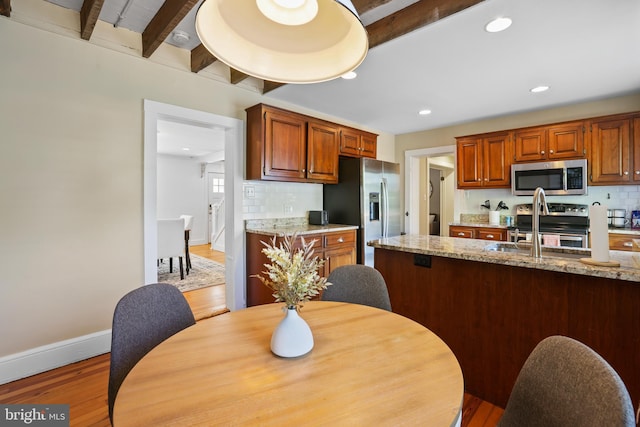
[157,254,225,292]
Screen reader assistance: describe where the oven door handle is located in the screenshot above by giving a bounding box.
[558,236,585,241]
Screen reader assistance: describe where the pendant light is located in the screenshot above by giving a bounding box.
[195,0,368,84]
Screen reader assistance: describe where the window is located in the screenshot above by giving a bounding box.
[212,178,224,193]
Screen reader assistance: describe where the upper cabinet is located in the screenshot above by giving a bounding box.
[339,127,377,158]
[246,104,339,184]
[588,113,637,185]
[513,121,585,162]
[456,132,511,189]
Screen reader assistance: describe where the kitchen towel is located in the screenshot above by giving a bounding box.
[590,204,610,262]
[543,234,560,247]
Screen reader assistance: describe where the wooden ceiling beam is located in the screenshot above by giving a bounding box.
[263,81,285,94]
[191,44,217,73]
[142,0,198,58]
[366,0,485,49]
[0,0,10,17]
[352,0,394,15]
[230,69,249,85]
[79,0,105,41]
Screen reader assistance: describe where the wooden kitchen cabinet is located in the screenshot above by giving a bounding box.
[339,127,377,158]
[449,225,507,241]
[513,121,585,162]
[246,229,356,306]
[246,104,339,184]
[456,132,511,189]
[608,232,639,252]
[588,114,633,184]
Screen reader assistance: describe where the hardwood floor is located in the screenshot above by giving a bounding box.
[0,244,504,426]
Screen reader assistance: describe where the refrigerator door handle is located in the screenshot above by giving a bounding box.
[381,178,388,237]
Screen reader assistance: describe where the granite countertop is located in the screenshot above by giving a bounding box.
[450,222,509,229]
[368,234,640,282]
[245,218,357,236]
[607,227,640,235]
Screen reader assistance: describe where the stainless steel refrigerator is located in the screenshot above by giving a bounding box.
[323,157,402,267]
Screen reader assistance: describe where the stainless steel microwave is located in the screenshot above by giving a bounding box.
[511,159,587,196]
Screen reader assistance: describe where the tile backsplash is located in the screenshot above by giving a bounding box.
[242,181,323,220]
[458,185,640,221]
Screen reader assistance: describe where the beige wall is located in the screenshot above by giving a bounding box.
[0,1,394,367]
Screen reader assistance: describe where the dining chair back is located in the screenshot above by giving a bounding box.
[498,335,635,427]
[108,283,196,423]
[322,264,392,311]
[157,218,185,279]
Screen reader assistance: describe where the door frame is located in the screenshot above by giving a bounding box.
[143,100,246,310]
[404,145,456,235]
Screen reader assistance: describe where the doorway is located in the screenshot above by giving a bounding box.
[143,100,246,310]
[404,145,456,236]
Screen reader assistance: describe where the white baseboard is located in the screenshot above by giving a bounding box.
[0,330,112,385]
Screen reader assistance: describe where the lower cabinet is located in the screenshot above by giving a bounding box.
[246,229,356,306]
[449,225,507,241]
[608,232,640,252]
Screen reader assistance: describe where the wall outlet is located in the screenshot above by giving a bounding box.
[245,185,255,198]
[283,204,293,214]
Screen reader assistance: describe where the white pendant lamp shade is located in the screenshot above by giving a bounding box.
[195,0,368,84]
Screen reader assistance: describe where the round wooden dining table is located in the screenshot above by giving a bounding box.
[113,301,463,426]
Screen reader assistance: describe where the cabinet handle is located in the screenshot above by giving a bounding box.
[541,150,545,155]
[302,169,306,173]
[635,171,640,175]
[624,171,629,175]
[337,237,344,243]
[549,150,554,154]
[457,232,465,236]
[486,234,494,239]
[624,242,633,247]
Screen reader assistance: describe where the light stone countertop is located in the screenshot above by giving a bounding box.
[245,218,357,237]
[368,234,640,283]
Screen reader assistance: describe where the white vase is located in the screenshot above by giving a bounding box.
[271,307,314,358]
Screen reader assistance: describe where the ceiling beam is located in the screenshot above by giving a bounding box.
[263,81,285,95]
[366,0,485,49]
[0,0,10,17]
[230,69,249,85]
[191,44,217,73]
[352,0,394,15]
[142,0,199,58]
[79,0,105,41]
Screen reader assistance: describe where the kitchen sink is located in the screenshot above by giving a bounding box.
[484,242,590,260]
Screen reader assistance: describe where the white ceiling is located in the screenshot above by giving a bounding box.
[157,119,225,160]
[46,0,640,139]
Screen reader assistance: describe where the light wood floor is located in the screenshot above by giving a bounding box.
[0,244,504,426]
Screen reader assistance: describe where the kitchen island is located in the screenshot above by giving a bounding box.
[369,234,640,409]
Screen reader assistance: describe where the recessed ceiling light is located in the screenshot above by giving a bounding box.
[530,85,550,93]
[182,147,190,151]
[485,17,512,33]
[341,71,357,80]
[418,109,432,116]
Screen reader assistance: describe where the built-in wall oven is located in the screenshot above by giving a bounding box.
[509,203,589,248]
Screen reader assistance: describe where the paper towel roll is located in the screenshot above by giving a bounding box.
[590,205,610,262]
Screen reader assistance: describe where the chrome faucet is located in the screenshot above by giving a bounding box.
[531,187,549,258]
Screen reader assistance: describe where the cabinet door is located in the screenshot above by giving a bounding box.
[514,128,546,162]
[589,118,631,184]
[456,138,483,188]
[483,133,511,187]
[339,128,361,157]
[307,120,339,183]
[608,233,636,252]
[634,117,640,182]
[264,109,307,180]
[547,121,585,159]
[360,132,377,158]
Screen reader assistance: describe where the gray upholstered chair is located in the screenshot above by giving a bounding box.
[498,335,635,427]
[108,283,196,423]
[321,264,392,311]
